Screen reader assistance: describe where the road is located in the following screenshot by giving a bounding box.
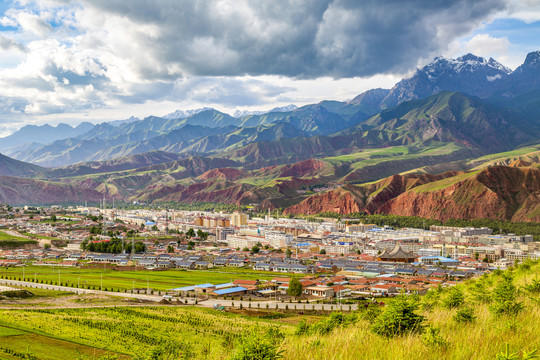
[0,278,365,311]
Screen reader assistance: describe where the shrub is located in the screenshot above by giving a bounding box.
[523,279,540,294]
[453,306,476,323]
[490,274,524,316]
[442,287,465,309]
[371,294,425,338]
[422,325,448,348]
[495,344,539,360]
[230,331,284,360]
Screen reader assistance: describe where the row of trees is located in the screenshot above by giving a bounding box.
[80,237,146,253]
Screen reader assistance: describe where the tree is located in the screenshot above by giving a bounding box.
[371,293,425,337]
[474,252,479,261]
[151,225,158,231]
[286,249,292,258]
[167,245,174,253]
[186,228,195,238]
[490,273,524,316]
[441,287,465,309]
[51,214,57,222]
[319,248,326,255]
[287,277,303,298]
[251,245,260,254]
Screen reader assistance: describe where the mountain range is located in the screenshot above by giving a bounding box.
[0,51,540,222]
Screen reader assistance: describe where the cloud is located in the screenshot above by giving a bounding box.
[0,0,522,128]
[82,0,508,79]
[0,35,27,52]
[447,33,511,62]
[504,0,540,23]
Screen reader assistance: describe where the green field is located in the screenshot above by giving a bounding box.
[0,230,37,248]
[0,323,127,359]
[0,231,30,242]
[0,266,292,292]
[0,306,293,359]
[0,260,539,359]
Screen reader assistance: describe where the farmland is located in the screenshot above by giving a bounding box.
[0,261,538,359]
[0,306,294,360]
[0,265,292,292]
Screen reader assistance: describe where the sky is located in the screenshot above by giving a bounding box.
[0,0,539,136]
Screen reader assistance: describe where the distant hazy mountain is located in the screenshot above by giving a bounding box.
[0,153,45,177]
[107,116,140,127]
[497,51,540,98]
[162,107,214,120]
[233,104,298,118]
[0,122,94,151]
[4,51,540,169]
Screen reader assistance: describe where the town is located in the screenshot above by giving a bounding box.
[0,204,537,302]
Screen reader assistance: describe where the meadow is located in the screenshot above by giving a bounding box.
[0,230,37,248]
[0,261,539,359]
[0,265,292,292]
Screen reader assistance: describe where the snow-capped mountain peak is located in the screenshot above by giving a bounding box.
[233,104,298,118]
[162,107,214,120]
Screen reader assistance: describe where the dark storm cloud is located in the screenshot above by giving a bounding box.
[86,0,508,78]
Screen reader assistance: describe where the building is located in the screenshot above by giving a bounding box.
[230,212,248,227]
[346,223,376,233]
[217,227,235,242]
[304,286,335,298]
[377,243,416,263]
[265,231,293,248]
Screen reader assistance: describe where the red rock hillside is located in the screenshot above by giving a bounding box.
[379,165,540,222]
[285,165,540,222]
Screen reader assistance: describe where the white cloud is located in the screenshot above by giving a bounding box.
[0,0,534,133]
[504,0,540,23]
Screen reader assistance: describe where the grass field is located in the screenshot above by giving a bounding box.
[0,231,30,242]
[0,306,293,359]
[0,230,37,249]
[0,265,292,292]
[0,323,128,360]
[0,261,540,359]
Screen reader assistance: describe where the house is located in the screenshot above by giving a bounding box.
[304,285,335,298]
[156,260,172,268]
[228,260,245,267]
[370,284,397,295]
[253,262,273,271]
[138,259,156,267]
[175,260,195,269]
[332,285,351,298]
[194,261,211,269]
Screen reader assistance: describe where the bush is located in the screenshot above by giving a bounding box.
[490,274,524,316]
[230,331,284,360]
[371,294,425,338]
[453,306,476,323]
[442,287,465,309]
[495,344,539,360]
[422,326,448,348]
[523,279,540,294]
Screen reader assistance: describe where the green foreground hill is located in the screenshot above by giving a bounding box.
[0,260,539,359]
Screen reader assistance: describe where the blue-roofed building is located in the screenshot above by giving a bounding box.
[211,286,247,296]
